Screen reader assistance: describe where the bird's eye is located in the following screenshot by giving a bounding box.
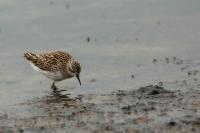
[71,70,75,73]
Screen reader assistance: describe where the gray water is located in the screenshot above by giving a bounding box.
[0,0,200,132]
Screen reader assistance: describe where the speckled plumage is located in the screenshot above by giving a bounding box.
[24,51,82,88]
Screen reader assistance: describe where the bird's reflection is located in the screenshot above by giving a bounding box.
[44,89,78,107]
[48,89,71,101]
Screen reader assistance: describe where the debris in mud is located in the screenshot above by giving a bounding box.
[121,105,131,114]
[165,57,170,64]
[136,85,172,95]
[131,74,135,79]
[188,71,193,76]
[158,81,163,87]
[19,129,24,133]
[114,85,175,99]
[168,121,177,126]
[180,115,200,126]
[173,57,177,64]
[187,70,199,76]
[155,57,187,66]
[90,78,96,82]
[169,56,184,65]
[115,90,127,96]
[181,67,186,71]
[86,37,90,42]
[152,59,157,64]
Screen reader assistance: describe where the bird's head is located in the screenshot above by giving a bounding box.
[69,60,81,85]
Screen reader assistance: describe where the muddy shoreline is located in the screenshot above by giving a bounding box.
[1,84,200,133]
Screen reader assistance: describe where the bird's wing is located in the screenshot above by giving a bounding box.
[24,51,72,72]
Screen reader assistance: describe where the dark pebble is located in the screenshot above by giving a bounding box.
[86,37,90,42]
[168,121,176,126]
[153,59,157,64]
[19,129,24,133]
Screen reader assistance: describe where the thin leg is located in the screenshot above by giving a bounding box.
[51,81,58,91]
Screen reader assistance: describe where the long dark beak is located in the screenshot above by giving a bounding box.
[76,74,81,86]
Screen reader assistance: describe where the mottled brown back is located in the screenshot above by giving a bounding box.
[24,51,73,72]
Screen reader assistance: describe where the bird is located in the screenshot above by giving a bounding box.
[24,51,81,90]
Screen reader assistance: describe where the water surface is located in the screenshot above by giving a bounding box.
[0,0,200,132]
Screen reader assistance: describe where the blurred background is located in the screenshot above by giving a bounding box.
[0,0,200,132]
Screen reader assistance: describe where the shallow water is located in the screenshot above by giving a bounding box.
[0,0,200,132]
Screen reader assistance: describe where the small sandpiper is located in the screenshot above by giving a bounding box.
[24,51,81,90]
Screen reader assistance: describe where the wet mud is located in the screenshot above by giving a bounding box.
[1,83,200,133]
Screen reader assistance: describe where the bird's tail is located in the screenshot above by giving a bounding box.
[24,52,38,61]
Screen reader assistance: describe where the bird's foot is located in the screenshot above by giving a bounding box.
[51,82,58,91]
